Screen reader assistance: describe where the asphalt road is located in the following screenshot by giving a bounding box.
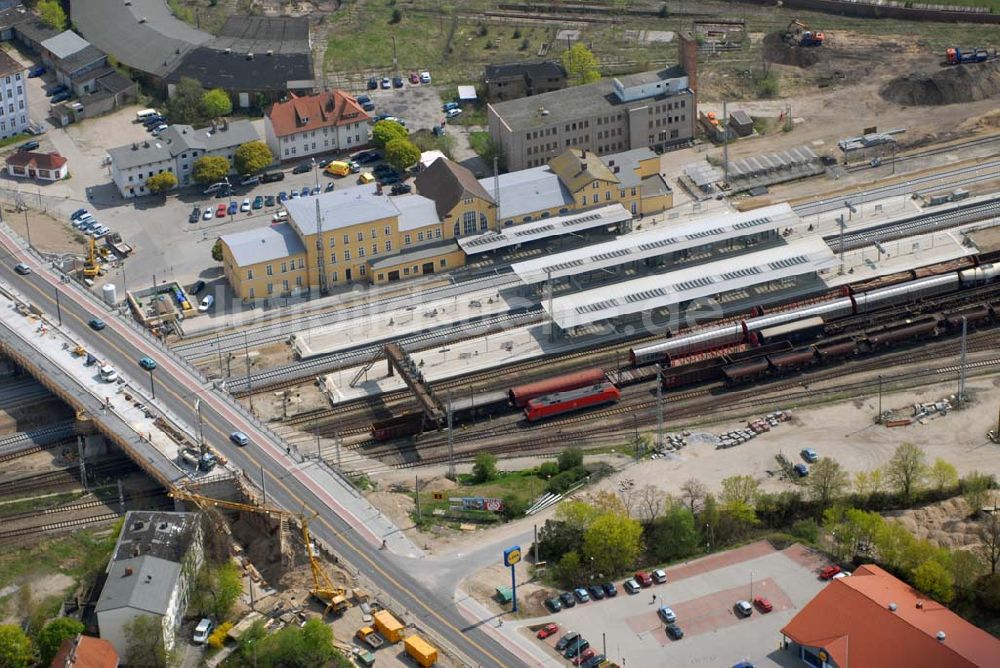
[0,238,524,668]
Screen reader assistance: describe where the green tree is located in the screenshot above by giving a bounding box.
[648,505,700,561]
[962,471,994,516]
[193,155,230,185]
[557,447,583,471]
[699,493,720,550]
[212,239,224,262]
[145,171,177,194]
[201,88,233,118]
[929,458,958,493]
[234,141,273,175]
[535,519,576,562]
[978,573,1000,613]
[808,458,849,507]
[790,518,820,543]
[823,506,883,562]
[36,618,84,667]
[471,451,498,483]
[583,512,643,576]
[950,549,985,598]
[167,77,207,125]
[123,615,168,668]
[200,561,243,620]
[37,0,67,30]
[874,519,916,572]
[556,500,600,532]
[556,550,582,587]
[371,120,408,149]
[913,559,954,603]
[384,138,420,171]
[254,618,346,668]
[390,8,402,24]
[0,625,33,668]
[720,475,759,507]
[560,43,601,86]
[886,442,927,500]
[500,494,528,521]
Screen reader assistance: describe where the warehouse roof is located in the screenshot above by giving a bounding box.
[56,45,106,76]
[71,0,212,77]
[458,204,631,255]
[782,564,1000,668]
[545,236,835,329]
[478,166,574,221]
[512,203,796,285]
[222,222,307,267]
[40,30,90,60]
[211,16,310,55]
[166,47,313,92]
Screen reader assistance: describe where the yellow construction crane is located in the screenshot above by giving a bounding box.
[168,488,350,615]
[82,237,100,278]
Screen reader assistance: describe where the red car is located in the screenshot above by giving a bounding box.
[409,71,420,84]
[635,571,653,587]
[572,648,595,666]
[753,596,773,613]
[215,203,227,217]
[536,623,558,639]
[820,565,842,580]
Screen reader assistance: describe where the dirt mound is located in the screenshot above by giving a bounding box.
[763,32,822,69]
[883,495,998,550]
[880,61,1000,106]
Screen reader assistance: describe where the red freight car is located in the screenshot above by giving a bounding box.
[508,368,607,407]
[524,382,621,422]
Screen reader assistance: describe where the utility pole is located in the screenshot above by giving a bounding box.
[656,365,664,451]
[54,288,61,325]
[260,464,266,505]
[77,435,87,491]
[216,334,224,377]
[877,374,883,423]
[446,393,455,480]
[244,331,254,412]
[632,414,640,461]
[314,163,328,295]
[336,430,342,470]
[546,268,554,342]
[414,475,421,519]
[837,214,846,275]
[195,399,205,447]
[957,315,967,407]
[722,99,729,186]
[533,523,539,566]
[23,209,31,250]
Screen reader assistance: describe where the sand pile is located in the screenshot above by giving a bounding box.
[883,496,996,550]
[881,60,1000,105]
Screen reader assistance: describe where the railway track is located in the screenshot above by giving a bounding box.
[0,512,123,543]
[0,420,77,462]
[0,458,137,498]
[845,135,1000,174]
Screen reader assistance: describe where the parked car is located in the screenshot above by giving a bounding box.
[300,186,310,197]
[420,71,431,84]
[446,108,462,119]
[392,76,403,88]
[367,77,378,90]
[99,365,118,383]
[554,632,579,652]
[240,198,251,212]
[832,571,852,580]
[408,71,420,84]
[602,582,617,597]
[88,318,105,330]
[820,565,842,580]
[582,654,607,668]
[623,579,640,595]
[565,639,590,659]
[587,584,605,600]
[71,208,88,221]
[390,183,411,195]
[665,623,684,640]
[51,91,72,103]
[198,294,215,312]
[734,600,753,617]
[310,186,321,196]
[753,596,773,613]
[361,101,376,112]
[139,357,157,371]
[277,191,288,203]
[317,157,333,168]
[801,448,819,462]
[190,280,206,294]
[292,161,312,174]
[558,592,576,608]
[18,140,40,152]
[573,587,590,603]
[357,94,371,105]
[193,618,213,644]
[252,195,264,209]
[657,606,676,623]
[543,597,562,613]
[652,569,668,584]
[793,463,809,477]
[28,65,45,77]
[215,204,227,217]
[355,150,381,163]
[227,201,238,215]
[732,663,756,668]
[571,648,595,666]
[203,208,213,221]
[230,431,249,446]
[536,623,558,639]
[380,77,391,89]
[261,171,284,183]
[272,211,288,223]
[189,207,200,223]
[264,195,275,207]
[151,124,168,136]
[443,102,460,112]
[635,572,653,587]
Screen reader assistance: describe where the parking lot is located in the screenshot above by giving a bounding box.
[513,541,832,668]
[361,75,450,134]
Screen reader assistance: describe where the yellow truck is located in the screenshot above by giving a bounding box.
[325,161,351,177]
[404,635,438,667]
[356,626,384,650]
[372,610,404,644]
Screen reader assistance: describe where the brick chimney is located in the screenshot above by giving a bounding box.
[678,31,698,93]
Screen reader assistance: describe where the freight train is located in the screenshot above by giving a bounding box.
[630,264,1000,366]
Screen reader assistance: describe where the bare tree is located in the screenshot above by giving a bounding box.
[616,486,638,518]
[635,485,666,524]
[680,478,707,515]
[981,511,1000,575]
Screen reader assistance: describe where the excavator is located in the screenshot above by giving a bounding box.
[82,237,101,279]
[784,18,824,47]
[168,489,350,615]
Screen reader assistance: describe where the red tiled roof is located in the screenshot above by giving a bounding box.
[50,635,119,668]
[781,564,1000,668]
[5,151,68,170]
[266,90,369,138]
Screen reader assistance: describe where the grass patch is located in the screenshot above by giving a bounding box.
[0,491,87,515]
[413,468,548,526]
[469,131,492,157]
[167,0,195,26]
[0,132,28,150]
[0,521,121,593]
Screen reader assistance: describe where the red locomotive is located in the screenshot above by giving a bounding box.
[523,382,621,422]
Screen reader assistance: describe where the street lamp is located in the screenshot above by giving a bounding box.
[147,367,156,400]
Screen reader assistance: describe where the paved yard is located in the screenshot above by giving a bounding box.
[514,541,831,668]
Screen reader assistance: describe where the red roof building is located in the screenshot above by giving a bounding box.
[781,564,1000,667]
[6,151,69,181]
[50,634,119,668]
[264,90,370,162]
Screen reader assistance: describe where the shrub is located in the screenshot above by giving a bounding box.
[790,518,820,543]
[208,622,232,649]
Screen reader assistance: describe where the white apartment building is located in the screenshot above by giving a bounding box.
[107,119,259,198]
[264,90,370,161]
[0,50,29,140]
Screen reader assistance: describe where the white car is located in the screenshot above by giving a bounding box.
[203,208,213,220]
[272,211,288,223]
[420,71,431,84]
[446,108,462,119]
[99,365,118,383]
[198,295,215,312]
[832,571,852,580]
[193,618,213,644]
[240,198,251,213]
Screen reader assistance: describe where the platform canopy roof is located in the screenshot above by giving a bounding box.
[510,203,798,285]
[545,236,836,329]
[457,204,631,255]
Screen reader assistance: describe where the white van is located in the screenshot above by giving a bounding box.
[136,109,158,120]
